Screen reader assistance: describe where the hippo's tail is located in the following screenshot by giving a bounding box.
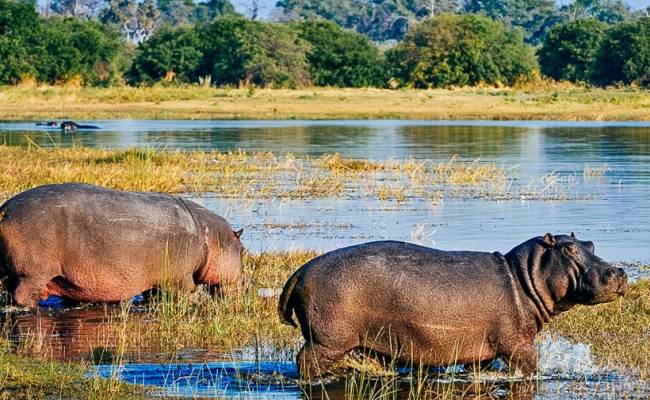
[278,267,303,328]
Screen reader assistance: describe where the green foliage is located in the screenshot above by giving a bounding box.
[387,14,537,88]
[278,0,458,41]
[592,18,650,87]
[464,0,559,44]
[129,26,201,83]
[538,18,607,83]
[0,0,44,83]
[292,20,387,87]
[196,16,310,87]
[39,18,123,85]
[0,0,122,85]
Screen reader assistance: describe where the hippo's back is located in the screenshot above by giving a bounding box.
[1,183,199,236]
[0,184,206,299]
[293,241,514,331]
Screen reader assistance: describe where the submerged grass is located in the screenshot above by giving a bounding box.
[0,85,649,121]
[0,145,591,203]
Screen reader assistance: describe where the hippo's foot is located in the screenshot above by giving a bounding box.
[502,344,537,377]
[297,343,347,380]
[14,278,51,308]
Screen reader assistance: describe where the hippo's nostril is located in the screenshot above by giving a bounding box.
[617,268,626,277]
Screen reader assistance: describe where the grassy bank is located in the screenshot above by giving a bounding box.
[0,85,649,121]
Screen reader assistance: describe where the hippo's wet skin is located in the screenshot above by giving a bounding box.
[279,234,628,378]
[0,183,245,308]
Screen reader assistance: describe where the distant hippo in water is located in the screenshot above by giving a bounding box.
[36,121,101,132]
[0,183,245,308]
[279,234,628,378]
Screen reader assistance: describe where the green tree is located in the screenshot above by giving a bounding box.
[592,18,650,86]
[386,13,537,88]
[464,0,559,44]
[538,18,607,82]
[129,25,200,83]
[561,0,631,24]
[196,16,310,87]
[38,18,124,85]
[0,0,44,83]
[292,20,386,87]
[278,0,455,41]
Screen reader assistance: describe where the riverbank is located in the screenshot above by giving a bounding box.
[0,85,648,121]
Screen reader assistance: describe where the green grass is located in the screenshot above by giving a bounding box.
[0,348,145,399]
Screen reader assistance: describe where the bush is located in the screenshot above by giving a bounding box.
[0,0,122,85]
[0,0,44,84]
[38,18,123,85]
[129,26,202,84]
[196,16,310,87]
[538,18,607,83]
[592,18,650,87]
[386,14,537,88]
[291,20,387,87]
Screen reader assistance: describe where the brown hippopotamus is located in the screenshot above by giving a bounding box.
[0,183,245,308]
[279,234,628,378]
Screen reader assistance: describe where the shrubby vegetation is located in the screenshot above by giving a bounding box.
[291,20,387,87]
[540,17,650,86]
[387,14,537,87]
[0,0,648,88]
[0,0,122,85]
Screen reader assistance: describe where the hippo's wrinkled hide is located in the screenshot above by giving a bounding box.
[0,183,244,307]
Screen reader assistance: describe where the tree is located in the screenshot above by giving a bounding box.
[292,20,387,87]
[561,0,630,24]
[0,0,44,83]
[277,0,457,41]
[38,17,123,85]
[101,0,160,42]
[538,18,607,82]
[464,0,559,44]
[129,25,201,83]
[196,16,310,87]
[386,13,537,88]
[592,18,650,86]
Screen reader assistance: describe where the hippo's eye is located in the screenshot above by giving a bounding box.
[603,269,616,283]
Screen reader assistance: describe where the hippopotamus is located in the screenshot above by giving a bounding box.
[279,234,628,378]
[60,121,101,132]
[0,183,245,308]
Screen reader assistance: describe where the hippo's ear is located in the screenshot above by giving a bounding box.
[571,232,576,239]
[543,233,556,248]
[233,229,243,240]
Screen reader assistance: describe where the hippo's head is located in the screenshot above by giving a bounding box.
[506,233,629,323]
[540,233,628,307]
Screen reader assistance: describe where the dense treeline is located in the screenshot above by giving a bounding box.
[0,0,648,88]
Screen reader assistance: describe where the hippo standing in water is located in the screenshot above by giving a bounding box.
[0,183,245,308]
[279,234,628,378]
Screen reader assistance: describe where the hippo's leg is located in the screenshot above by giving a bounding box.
[13,275,53,308]
[501,341,537,376]
[296,343,347,379]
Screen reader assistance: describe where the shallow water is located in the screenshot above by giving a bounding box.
[1,120,648,262]
[1,120,649,398]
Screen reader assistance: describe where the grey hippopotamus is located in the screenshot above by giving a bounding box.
[279,234,628,378]
[0,183,245,308]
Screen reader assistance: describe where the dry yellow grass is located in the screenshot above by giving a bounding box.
[0,85,648,121]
